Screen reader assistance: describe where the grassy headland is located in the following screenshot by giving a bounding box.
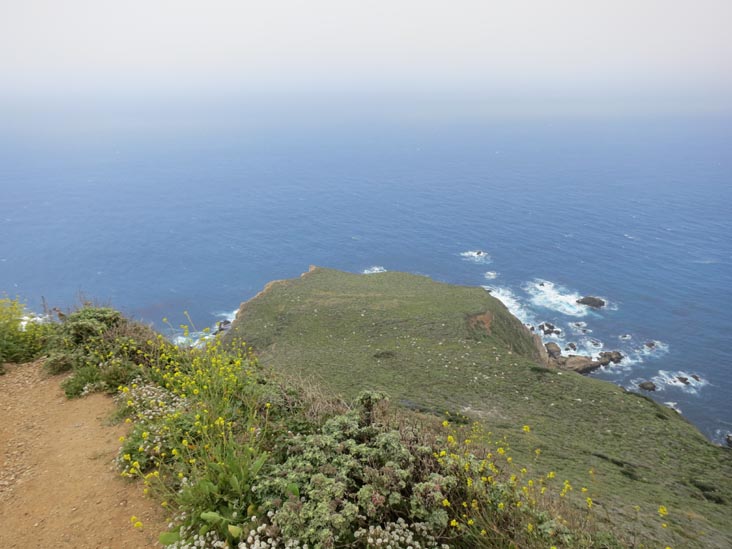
[224,267,732,548]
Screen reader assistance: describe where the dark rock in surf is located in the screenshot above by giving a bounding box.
[638,381,657,391]
[598,351,623,365]
[538,322,561,336]
[213,319,232,335]
[577,296,605,309]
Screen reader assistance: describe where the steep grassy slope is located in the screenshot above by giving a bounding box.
[225,267,732,547]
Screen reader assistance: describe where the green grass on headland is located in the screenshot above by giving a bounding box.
[1,295,627,548]
[225,267,732,548]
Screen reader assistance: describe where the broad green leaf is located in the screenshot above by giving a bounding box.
[250,452,268,476]
[200,511,223,523]
[158,532,181,545]
[228,524,243,539]
[230,474,241,492]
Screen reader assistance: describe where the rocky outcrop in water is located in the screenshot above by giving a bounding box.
[538,322,562,336]
[543,343,623,374]
[545,342,562,359]
[577,296,606,309]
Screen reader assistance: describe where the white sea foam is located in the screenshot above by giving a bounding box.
[651,370,707,395]
[713,429,732,446]
[19,313,51,331]
[173,309,239,348]
[612,339,669,369]
[664,402,682,414]
[523,279,589,317]
[213,308,239,323]
[173,333,208,348]
[363,266,387,274]
[573,337,604,359]
[482,286,535,326]
[460,250,491,264]
[568,321,592,335]
[484,271,499,280]
[638,340,669,357]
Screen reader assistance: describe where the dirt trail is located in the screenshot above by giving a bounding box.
[0,362,168,548]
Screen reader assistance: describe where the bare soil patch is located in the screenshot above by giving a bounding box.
[0,362,167,548]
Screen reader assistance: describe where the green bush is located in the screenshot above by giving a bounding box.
[0,297,53,365]
[46,306,162,396]
[61,364,101,397]
[44,351,74,374]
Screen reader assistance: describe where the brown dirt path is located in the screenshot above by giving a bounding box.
[0,362,168,548]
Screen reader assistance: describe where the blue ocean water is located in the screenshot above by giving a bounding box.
[1,112,730,442]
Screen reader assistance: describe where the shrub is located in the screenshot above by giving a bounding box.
[47,306,163,396]
[0,297,54,365]
[44,351,74,374]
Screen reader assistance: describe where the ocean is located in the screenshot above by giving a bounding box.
[1,110,730,443]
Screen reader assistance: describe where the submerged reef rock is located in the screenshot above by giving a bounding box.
[638,381,657,391]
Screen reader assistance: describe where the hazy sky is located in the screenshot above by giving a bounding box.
[2,1,731,112]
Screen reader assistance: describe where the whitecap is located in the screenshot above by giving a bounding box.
[460,250,491,264]
[484,271,499,280]
[523,279,589,317]
[363,266,387,274]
